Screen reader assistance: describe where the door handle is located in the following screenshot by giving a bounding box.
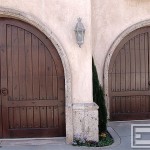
[1,88,8,96]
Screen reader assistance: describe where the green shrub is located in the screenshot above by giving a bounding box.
[92,58,107,133]
[72,131,113,147]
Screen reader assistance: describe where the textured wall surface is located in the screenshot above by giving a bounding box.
[73,103,99,142]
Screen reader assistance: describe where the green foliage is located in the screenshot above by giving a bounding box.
[99,132,114,147]
[72,131,114,147]
[92,58,107,133]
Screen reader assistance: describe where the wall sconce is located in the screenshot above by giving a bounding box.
[74,18,85,48]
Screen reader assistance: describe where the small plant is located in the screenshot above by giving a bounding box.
[72,138,86,146]
[100,132,107,138]
[98,131,114,147]
[72,132,114,147]
[72,134,86,146]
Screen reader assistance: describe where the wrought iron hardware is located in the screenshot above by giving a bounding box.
[148,81,150,86]
[1,88,8,96]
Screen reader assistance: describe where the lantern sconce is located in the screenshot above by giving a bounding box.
[74,18,85,48]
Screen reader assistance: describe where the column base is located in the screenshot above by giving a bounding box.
[73,102,99,142]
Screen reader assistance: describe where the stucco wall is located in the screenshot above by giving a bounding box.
[0,0,92,104]
[92,0,150,84]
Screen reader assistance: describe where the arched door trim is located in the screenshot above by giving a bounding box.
[104,20,150,119]
[0,7,72,143]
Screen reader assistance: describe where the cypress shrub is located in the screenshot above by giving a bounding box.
[92,58,107,133]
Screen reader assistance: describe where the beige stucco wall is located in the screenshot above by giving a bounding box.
[0,0,93,104]
[92,0,150,84]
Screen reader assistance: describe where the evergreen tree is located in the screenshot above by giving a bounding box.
[92,58,107,133]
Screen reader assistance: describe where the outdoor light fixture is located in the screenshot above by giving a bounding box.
[74,18,85,48]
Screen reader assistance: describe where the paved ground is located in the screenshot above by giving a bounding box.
[0,120,150,150]
[107,120,150,150]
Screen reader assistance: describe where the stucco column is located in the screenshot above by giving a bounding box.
[70,0,99,142]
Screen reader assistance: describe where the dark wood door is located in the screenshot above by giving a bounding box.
[0,18,65,138]
[109,27,150,121]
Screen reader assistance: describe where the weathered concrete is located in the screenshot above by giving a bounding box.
[73,103,99,141]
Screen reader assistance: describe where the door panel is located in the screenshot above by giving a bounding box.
[109,28,150,121]
[0,18,65,138]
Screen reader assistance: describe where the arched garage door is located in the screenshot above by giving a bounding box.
[0,18,65,138]
[109,27,150,121]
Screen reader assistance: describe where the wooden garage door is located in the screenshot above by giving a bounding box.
[109,27,150,121]
[0,18,65,138]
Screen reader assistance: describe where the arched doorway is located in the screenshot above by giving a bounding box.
[0,18,65,138]
[109,27,150,121]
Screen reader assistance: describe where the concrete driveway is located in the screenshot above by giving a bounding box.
[107,120,150,150]
[0,120,150,150]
